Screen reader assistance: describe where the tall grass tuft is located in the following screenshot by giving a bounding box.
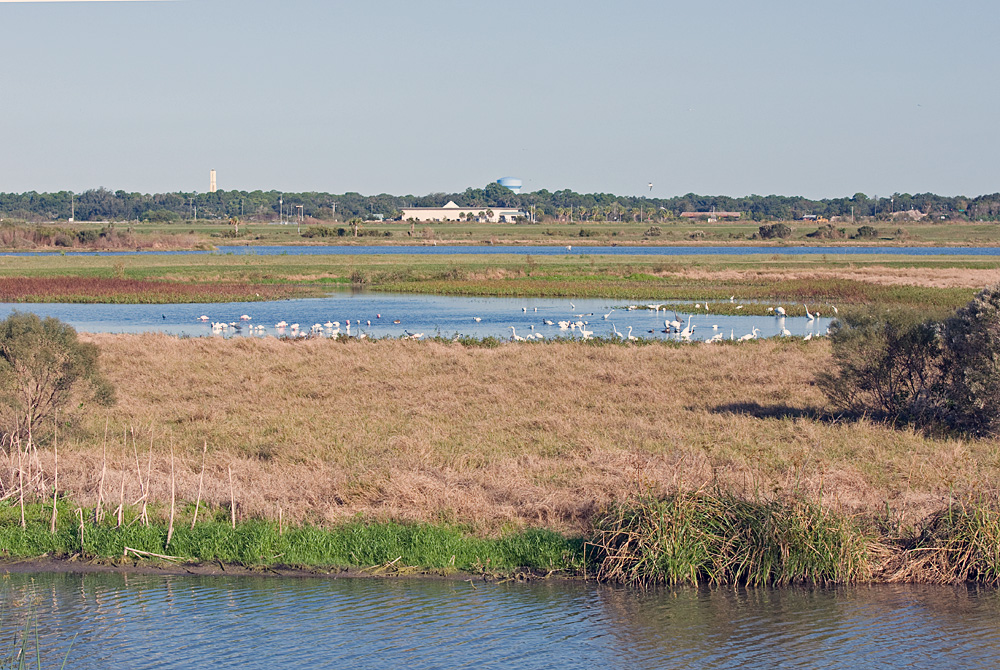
[882,499,1000,585]
[587,490,871,588]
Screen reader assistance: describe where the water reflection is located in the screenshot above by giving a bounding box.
[1,573,998,669]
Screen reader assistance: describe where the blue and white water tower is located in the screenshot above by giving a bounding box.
[497,177,522,194]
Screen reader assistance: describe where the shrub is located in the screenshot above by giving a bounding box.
[0,312,115,440]
[821,285,1000,436]
[818,307,944,424]
[758,223,792,239]
[937,285,1000,436]
[644,226,662,237]
[854,225,879,239]
[807,224,846,239]
[76,229,99,245]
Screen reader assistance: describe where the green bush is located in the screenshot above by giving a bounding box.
[807,224,846,239]
[937,286,1000,436]
[0,312,115,440]
[819,307,943,424]
[758,223,792,239]
[854,225,879,239]
[821,285,1000,436]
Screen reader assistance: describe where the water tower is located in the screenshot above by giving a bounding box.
[497,176,522,194]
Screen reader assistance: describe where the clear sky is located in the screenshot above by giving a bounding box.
[1,0,997,199]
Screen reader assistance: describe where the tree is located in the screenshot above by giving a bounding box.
[0,312,115,440]
[937,285,1000,435]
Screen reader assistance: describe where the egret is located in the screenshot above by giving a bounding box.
[603,309,614,320]
[240,314,252,321]
[805,305,816,320]
[522,307,527,312]
[544,319,555,325]
[510,326,525,342]
[804,332,813,341]
[738,328,760,341]
[612,323,624,339]
[775,306,786,316]
[198,315,209,321]
[627,326,638,341]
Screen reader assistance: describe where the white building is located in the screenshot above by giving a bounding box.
[400,201,524,223]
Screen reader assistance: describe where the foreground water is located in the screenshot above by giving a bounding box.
[1,572,998,669]
[0,293,832,342]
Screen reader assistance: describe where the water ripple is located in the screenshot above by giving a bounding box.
[1,576,999,669]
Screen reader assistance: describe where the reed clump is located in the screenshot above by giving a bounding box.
[587,490,872,588]
[879,498,1000,586]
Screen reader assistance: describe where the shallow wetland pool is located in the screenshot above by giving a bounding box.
[2,571,998,669]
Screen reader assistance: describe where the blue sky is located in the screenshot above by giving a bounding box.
[1,0,997,198]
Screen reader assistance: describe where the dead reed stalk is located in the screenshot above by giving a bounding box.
[95,419,108,523]
[229,465,236,529]
[166,442,176,547]
[49,413,58,534]
[17,436,24,528]
[191,441,206,529]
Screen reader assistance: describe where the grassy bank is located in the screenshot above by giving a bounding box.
[8,220,1000,250]
[0,334,995,585]
[4,494,1000,587]
[0,250,996,308]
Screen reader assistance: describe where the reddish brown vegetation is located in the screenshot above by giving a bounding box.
[0,277,295,303]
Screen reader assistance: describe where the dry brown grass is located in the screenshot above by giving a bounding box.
[10,335,998,534]
[681,265,1000,289]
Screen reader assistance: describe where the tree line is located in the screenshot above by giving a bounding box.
[1,185,999,224]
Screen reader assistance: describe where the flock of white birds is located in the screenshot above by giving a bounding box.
[194,298,834,343]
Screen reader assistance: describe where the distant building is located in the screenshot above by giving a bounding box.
[400,201,525,223]
[680,211,741,220]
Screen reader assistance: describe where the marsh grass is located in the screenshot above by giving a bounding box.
[0,251,991,309]
[0,501,583,575]
[587,490,871,587]
[879,497,1000,585]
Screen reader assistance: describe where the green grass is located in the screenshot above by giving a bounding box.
[587,491,872,587]
[0,502,584,576]
[14,219,1000,248]
[0,250,990,309]
[5,494,1000,585]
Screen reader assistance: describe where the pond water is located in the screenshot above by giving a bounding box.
[1,572,998,669]
[0,293,833,342]
[4,244,1000,257]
